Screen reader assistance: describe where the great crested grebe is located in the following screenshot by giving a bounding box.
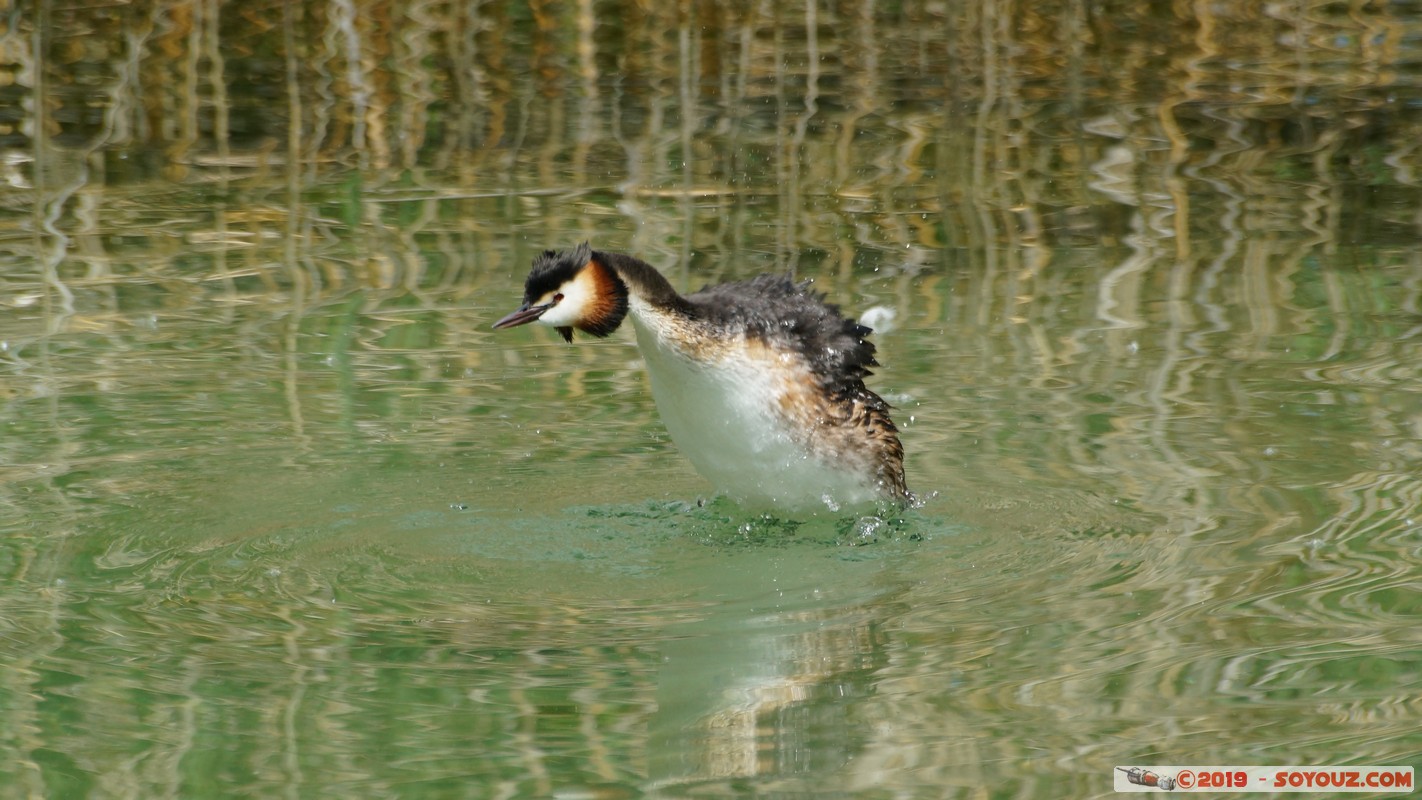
[493,243,909,511]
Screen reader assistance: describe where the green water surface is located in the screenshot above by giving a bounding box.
[3,1,1422,797]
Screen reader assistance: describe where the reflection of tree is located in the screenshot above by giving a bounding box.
[1,1,1420,794]
[6,1,1418,226]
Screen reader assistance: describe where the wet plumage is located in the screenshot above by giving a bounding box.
[494,243,909,511]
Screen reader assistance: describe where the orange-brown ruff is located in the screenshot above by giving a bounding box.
[493,243,909,510]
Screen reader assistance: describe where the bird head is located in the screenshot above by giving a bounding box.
[492,242,629,342]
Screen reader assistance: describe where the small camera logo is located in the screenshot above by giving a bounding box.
[1117,767,1177,791]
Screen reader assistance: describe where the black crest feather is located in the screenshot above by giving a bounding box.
[523,242,593,306]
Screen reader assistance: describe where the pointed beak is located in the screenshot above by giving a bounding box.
[492,302,551,330]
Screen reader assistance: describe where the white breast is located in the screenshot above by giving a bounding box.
[628,300,880,512]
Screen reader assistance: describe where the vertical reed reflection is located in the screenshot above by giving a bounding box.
[1,0,1421,796]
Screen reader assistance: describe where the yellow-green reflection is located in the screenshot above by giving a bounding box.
[2,1,1421,797]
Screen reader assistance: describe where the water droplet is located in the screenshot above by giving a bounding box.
[852,516,883,543]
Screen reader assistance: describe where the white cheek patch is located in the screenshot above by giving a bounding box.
[535,270,596,328]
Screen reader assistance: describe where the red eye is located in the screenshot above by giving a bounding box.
[553,293,564,303]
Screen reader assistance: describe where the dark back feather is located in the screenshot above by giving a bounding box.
[687,275,887,409]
